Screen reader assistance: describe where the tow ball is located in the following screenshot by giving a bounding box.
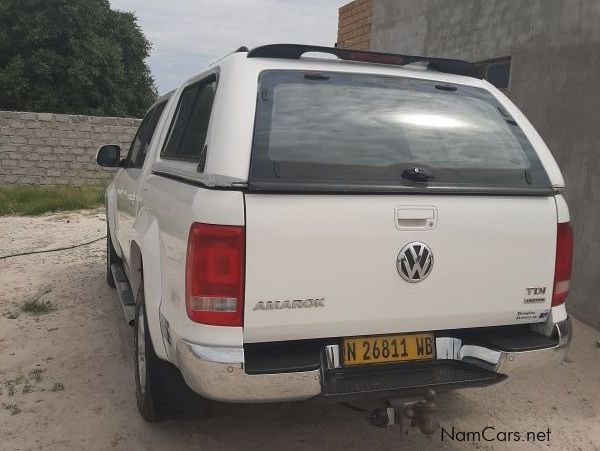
[367,390,439,437]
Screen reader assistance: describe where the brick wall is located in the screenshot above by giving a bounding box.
[337,0,373,50]
[0,110,141,186]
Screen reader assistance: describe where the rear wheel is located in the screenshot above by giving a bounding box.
[134,282,210,422]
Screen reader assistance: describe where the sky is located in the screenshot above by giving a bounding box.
[110,0,349,94]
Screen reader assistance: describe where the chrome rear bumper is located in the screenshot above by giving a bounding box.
[175,318,572,403]
[435,317,571,373]
[176,341,321,402]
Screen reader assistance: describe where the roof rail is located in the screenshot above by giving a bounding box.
[210,46,250,66]
[247,44,482,79]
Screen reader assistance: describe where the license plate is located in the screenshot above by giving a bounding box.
[342,333,435,366]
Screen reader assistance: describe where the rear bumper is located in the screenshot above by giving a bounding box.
[176,341,321,402]
[175,318,572,403]
[438,317,572,374]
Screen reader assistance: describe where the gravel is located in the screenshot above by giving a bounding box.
[0,210,598,451]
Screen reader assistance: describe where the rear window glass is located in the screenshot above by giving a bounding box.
[249,70,550,192]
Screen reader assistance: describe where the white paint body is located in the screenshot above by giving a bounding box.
[105,52,569,363]
[243,194,557,342]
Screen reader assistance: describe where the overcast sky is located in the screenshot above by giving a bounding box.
[110,0,348,94]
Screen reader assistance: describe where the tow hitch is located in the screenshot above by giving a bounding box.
[367,389,439,437]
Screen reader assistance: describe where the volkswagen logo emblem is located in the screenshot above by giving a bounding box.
[397,242,434,283]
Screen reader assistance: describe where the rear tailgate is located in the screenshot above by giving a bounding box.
[243,194,556,343]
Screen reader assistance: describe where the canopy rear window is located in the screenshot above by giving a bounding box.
[249,70,551,193]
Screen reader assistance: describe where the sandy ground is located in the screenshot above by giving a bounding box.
[0,209,599,451]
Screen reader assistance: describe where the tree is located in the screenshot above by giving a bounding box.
[0,0,157,117]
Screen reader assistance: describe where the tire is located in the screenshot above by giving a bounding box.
[106,225,120,288]
[134,283,211,422]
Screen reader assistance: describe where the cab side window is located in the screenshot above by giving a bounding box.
[127,100,168,168]
[161,74,217,167]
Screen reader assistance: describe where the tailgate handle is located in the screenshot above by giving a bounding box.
[395,207,437,230]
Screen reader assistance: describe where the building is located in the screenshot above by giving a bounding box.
[337,0,600,327]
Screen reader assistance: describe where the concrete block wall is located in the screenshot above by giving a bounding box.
[337,0,373,50]
[0,110,141,186]
[360,0,600,327]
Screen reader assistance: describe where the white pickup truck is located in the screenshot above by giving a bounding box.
[97,44,573,432]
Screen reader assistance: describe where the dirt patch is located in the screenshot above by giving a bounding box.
[0,210,599,450]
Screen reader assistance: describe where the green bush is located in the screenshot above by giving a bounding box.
[0,185,104,215]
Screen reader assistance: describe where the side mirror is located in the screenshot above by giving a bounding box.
[96,144,121,167]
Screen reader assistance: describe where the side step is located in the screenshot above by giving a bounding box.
[110,263,136,326]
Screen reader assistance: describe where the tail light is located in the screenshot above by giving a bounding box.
[185,223,245,326]
[552,222,573,307]
[348,52,405,65]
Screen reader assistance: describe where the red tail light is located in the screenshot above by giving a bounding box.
[552,222,573,307]
[185,223,245,326]
[348,52,405,65]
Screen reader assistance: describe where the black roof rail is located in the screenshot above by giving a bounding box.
[247,44,482,79]
[210,46,250,66]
